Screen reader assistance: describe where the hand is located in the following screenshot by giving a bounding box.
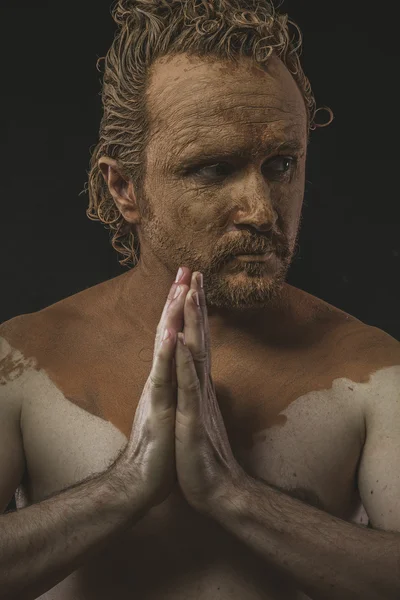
[174,271,246,514]
[116,270,191,509]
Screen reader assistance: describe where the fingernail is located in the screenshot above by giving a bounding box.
[175,267,184,283]
[173,285,182,300]
[196,273,204,288]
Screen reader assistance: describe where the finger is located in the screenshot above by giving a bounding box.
[154,281,189,359]
[171,356,177,389]
[175,333,202,418]
[182,284,207,391]
[193,272,212,376]
[149,275,189,409]
[147,326,180,413]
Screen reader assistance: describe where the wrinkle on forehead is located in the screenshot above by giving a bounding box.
[146,52,307,147]
[148,51,300,104]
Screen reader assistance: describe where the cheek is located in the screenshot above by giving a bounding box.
[176,194,227,235]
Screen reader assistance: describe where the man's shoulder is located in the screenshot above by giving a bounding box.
[0,308,75,396]
[0,293,82,353]
[1,273,122,335]
[0,278,116,383]
[285,283,399,358]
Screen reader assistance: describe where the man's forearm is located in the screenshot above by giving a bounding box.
[0,458,147,600]
[210,475,400,600]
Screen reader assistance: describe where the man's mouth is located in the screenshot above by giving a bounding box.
[230,251,275,263]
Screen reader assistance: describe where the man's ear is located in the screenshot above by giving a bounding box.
[98,157,141,225]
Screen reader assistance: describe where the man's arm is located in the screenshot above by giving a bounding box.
[0,271,189,600]
[0,454,148,600]
[357,365,400,533]
[207,366,400,600]
[0,332,137,600]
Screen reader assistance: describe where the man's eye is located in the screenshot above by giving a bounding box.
[266,157,296,175]
[194,163,231,179]
[194,157,296,181]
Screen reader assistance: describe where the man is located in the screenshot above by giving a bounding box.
[0,1,399,599]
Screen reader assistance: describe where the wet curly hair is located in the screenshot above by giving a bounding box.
[84,0,333,268]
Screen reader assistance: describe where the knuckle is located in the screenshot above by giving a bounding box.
[178,378,201,394]
[193,312,203,325]
[153,406,175,425]
[179,353,194,368]
[149,372,170,390]
[167,287,177,302]
[191,349,207,362]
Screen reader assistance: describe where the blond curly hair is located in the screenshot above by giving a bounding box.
[84,0,333,268]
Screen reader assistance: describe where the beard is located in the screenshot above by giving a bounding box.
[202,254,293,311]
[137,189,300,312]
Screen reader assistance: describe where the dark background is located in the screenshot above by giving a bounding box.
[1,1,399,514]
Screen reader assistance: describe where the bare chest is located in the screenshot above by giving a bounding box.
[18,334,366,516]
[15,337,368,600]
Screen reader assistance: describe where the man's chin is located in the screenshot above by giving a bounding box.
[205,270,286,311]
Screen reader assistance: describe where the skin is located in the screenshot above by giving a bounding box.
[174,274,400,599]
[83,51,400,596]
[98,51,308,335]
[1,50,399,599]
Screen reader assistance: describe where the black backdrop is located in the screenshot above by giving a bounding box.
[1,1,399,513]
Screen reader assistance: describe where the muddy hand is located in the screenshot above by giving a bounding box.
[174,271,245,514]
[118,267,191,509]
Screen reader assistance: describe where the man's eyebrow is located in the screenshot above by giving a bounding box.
[177,139,305,166]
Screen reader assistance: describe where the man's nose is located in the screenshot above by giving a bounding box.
[232,204,278,233]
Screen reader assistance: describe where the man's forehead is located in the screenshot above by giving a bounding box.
[150,94,305,159]
[149,51,295,95]
[147,52,306,141]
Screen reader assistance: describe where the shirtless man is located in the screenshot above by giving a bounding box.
[1,1,399,599]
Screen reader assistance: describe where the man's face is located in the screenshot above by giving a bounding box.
[137,52,308,311]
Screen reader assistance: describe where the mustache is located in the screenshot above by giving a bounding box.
[223,233,287,258]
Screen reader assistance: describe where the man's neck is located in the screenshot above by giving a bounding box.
[115,253,292,348]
